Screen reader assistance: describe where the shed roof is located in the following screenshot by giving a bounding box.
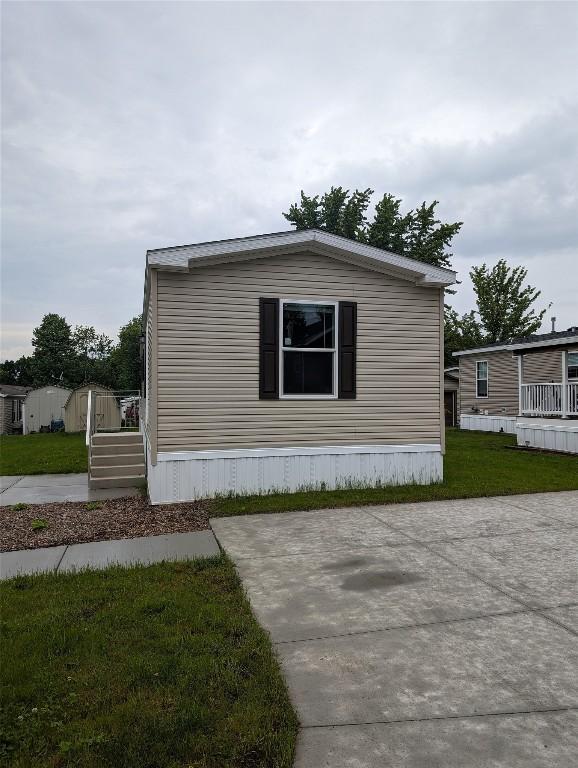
[64,383,115,407]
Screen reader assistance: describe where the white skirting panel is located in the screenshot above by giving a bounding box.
[516,422,578,454]
[146,443,443,504]
[459,414,517,434]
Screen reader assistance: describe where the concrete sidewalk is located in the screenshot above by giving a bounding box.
[211,491,578,767]
[0,529,220,580]
[0,473,140,506]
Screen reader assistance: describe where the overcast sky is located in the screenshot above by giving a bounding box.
[2,1,577,360]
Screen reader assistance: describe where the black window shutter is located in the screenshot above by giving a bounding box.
[338,301,357,399]
[259,298,279,399]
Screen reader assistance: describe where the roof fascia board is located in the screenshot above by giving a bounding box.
[510,336,578,353]
[453,335,578,357]
[146,229,456,287]
[311,230,455,285]
[453,345,511,357]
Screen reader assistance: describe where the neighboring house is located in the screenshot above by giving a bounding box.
[64,383,121,432]
[22,385,71,434]
[140,229,456,503]
[453,327,578,453]
[443,367,459,427]
[0,384,32,435]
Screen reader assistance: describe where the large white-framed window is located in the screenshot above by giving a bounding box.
[476,360,489,398]
[279,299,338,399]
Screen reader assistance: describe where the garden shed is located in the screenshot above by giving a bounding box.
[64,383,121,433]
[22,385,71,434]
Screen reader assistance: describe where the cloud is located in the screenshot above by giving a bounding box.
[1,1,577,359]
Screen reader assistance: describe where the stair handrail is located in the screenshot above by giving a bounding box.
[85,389,93,446]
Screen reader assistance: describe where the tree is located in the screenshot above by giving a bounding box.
[284,187,462,269]
[470,260,549,343]
[443,307,484,366]
[110,315,142,392]
[0,356,35,386]
[1,313,144,391]
[31,314,74,386]
[71,325,114,385]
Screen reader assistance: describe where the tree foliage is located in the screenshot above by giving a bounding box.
[283,186,551,365]
[110,316,143,391]
[284,187,462,269]
[444,260,550,363]
[30,314,74,385]
[0,313,143,391]
[469,260,549,343]
[444,307,485,365]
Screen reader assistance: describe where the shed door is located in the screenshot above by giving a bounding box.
[79,394,88,429]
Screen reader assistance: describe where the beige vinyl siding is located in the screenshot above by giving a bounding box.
[459,350,518,416]
[0,398,11,435]
[154,251,442,452]
[458,348,564,416]
[0,396,25,434]
[145,294,153,424]
[523,349,563,383]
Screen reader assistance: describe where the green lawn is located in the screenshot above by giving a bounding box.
[0,432,87,475]
[213,429,578,517]
[0,557,298,768]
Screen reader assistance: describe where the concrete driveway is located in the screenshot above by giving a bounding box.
[211,491,578,767]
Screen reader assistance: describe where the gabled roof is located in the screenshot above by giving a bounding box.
[453,326,578,357]
[146,229,456,288]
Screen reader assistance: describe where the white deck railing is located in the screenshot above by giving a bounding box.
[521,382,578,417]
[86,389,141,445]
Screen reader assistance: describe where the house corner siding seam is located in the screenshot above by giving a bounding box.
[439,289,445,455]
[150,269,158,466]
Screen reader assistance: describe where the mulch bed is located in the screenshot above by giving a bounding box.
[0,495,211,552]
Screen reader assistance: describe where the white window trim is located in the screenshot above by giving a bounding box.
[279,298,338,400]
[568,352,578,380]
[476,359,489,399]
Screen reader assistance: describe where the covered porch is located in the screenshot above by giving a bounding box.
[516,345,578,419]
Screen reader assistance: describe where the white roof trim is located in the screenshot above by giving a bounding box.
[453,335,578,357]
[509,336,578,352]
[453,344,510,357]
[146,229,456,287]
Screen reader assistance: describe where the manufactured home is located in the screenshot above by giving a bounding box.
[22,385,71,434]
[0,385,31,435]
[454,327,578,453]
[135,229,455,503]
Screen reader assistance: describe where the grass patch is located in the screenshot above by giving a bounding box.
[0,557,298,767]
[30,519,49,531]
[0,432,87,475]
[213,429,578,517]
